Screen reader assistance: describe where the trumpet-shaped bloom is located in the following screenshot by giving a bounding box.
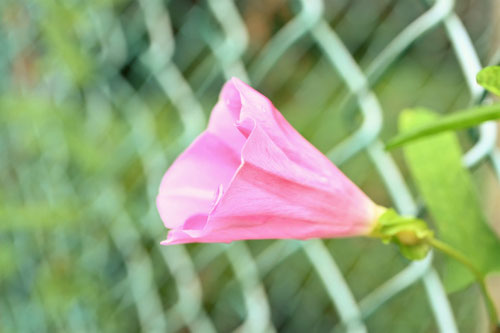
[157,78,381,245]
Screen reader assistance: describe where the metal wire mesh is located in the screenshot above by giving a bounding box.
[1,0,499,332]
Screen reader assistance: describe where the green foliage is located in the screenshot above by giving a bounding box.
[385,104,500,149]
[0,244,16,280]
[477,66,500,96]
[400,108,500,292]
[0,202,80,230]
[386,65,500,152]
[37,0,95,84]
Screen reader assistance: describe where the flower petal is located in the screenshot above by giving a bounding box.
[228,78,340,178]
[157,84,250,231]
[207,98,246,152]
[156,131,241,229]
[208,121,378,241]
[163,119,377,245]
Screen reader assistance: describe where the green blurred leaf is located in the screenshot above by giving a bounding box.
[0,202,80,230]
[477,66,500,96]
[0,244,16,279]
[400,108,500,292]
[386,104,500,150]
[38,0,94,84]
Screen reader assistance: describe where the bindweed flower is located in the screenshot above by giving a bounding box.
[156,79,499,330]
[156,78,388,245]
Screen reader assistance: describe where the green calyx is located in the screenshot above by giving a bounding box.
[370,208,433,260]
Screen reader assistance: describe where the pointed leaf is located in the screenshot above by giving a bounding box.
[400,108,500,292]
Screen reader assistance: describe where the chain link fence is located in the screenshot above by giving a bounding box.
[1,0,499,332]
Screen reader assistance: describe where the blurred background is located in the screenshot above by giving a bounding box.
[1,0,500,332]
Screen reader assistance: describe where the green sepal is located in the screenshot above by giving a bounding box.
[370,209,433,260]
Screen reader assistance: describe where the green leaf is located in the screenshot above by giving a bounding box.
[400,108,500,292]
[477,66,500,96]
[385,104,500,150]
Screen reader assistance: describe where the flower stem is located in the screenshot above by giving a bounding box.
[426,237,499,332]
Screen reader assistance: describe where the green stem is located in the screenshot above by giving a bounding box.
[427,237,499,332]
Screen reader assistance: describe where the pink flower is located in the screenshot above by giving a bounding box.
[157,78,382,245]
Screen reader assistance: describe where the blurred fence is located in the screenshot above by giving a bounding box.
[1,0,499,332]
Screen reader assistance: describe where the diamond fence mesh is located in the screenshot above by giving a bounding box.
[1,0,499,332]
